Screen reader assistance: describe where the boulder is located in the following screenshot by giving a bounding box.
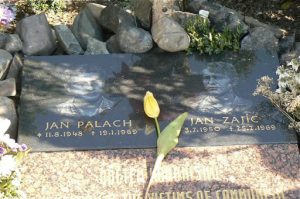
[280,51,299,65]
[117,25,153,53]
[280,49,300,65]
[279,32,295,55]
[0,78,16,97]
[170,11,198,27]
[296,29,300,42]
[0,97,17,139]
[16,13,56,55]
[99,4,135,33]
[152,0,190,52]
[0,33,23,53]
[132,0,152,29]
[186,0,208,13]
[71,7,104,50]
[106,35,123,53]
[3,34,23,54]
[6,53,23,80]
[0,33,7,49]
[51,28,58,42]
[54,25,83,55]
[241,27,279,53]
[0,49,12,80]
[86,3,106,25]
[84,37,109,55]
[6,53,23,94]
[244,16,284,39]
[296,42,300,52]
[153,0,181,12]
[152,17,190,52]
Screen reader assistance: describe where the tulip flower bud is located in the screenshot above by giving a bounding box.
[144,91,160,118]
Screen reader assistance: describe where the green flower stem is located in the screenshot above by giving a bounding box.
[154,117,161,136]
[144,154,164,199]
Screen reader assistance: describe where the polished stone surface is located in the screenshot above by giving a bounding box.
[18,50,297,151]
[20,144,300,199]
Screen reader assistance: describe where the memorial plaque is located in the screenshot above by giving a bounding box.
[18,50,298,151]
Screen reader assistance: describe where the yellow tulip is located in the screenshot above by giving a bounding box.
[144,91,160,118]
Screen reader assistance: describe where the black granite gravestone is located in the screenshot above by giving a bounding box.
[18,50,298,151]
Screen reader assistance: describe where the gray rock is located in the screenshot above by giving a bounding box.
[84,37,109,55]
[296,29,300,42]
[51,28,57,42]
[117,25,153,53]
[279,32,295,55]
[190,1,249,35]
[6,53,23,79]
[0,33,23,53]
[170,11,198,27]
[106,35,123,53]
[54,25,83,55]
[151,16,190,52]
[296,42,300,52]
[0,49,13,80]
[241,27,279,53]
[0,97,17,139]
[132,0,152,29]
[151,0,190,52]
[280,42,300,64]
[280,50,300,65]
[0,33,7,49]
[71,6,104,50]
[52,45,66,55]
[16,13,56,56]
[6,53,23,94]
[51,28,59,49]
[3,34,22,53]
[86,3,106,25]
[244,16,284,39]
[99,4,135,33]
[187,0,208,13]
[152,0,181,19]
[0,78,16,97]
[153,0,181,12]
[51,28,63,55]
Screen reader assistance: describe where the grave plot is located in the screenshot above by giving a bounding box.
[0,1,299,199]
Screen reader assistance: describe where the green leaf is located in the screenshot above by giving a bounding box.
[157,112,188,157]
[281,0,293,10]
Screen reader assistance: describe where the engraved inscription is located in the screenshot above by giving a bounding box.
[40,119,137,138]
[185,114,277,135]
[100,190,286,199]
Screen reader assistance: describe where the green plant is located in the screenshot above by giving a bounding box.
[25,0,66,13]
[185,16,242,55]
[254,57,300,134]
[143,91,188,198]
[1,119,30,198]
[116,0,132,9]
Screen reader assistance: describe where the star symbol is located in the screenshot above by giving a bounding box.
[37,133,42,138]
